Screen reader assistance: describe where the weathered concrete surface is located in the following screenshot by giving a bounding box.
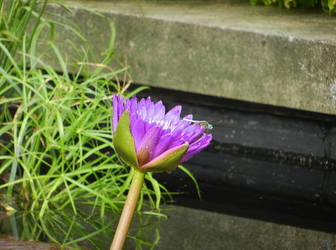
[46,1,336,114]
[150,205,336,250]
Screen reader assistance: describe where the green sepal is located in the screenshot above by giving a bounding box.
[140,142,189,173]
[113,110,138,168]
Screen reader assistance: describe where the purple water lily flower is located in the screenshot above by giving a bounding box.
[112,94,212,172]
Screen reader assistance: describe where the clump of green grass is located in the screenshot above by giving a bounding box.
[0,0,170,248]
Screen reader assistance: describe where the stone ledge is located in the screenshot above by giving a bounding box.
[141,205,336,250]
[49,1,336,114]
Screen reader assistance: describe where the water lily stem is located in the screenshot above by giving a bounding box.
[110,169,145,250]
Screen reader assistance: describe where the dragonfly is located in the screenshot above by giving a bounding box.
[183,118,213,133]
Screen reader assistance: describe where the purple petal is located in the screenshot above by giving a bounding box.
[112,95,118,132]
[183,114,193,121]
[137,98,147,121]
[152,101,165,122]
[130,116,146,152]
[125,95,137,114]
[146,97,156,122]
[136,125,161,166]
[182,134,212,162]
[173,116,194,131]
[162,105,181,130]
[112,94,125,133]
[152,131,173,159]
[181,124,204,142]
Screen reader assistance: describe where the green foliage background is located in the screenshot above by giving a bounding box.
[250,0,336,14]
[0,0,170,248]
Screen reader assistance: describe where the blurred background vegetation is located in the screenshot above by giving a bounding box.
[250,0,336,15]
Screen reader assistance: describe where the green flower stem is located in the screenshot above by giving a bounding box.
[110,169,145,250]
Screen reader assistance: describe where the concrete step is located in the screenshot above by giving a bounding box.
[46,0,336,114]
[151,205,336,250]
[105,204,336,249]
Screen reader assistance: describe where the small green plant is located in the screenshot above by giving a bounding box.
[250,0,336,15]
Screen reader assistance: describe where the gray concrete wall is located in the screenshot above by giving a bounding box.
[125,205,336,250]
[44,0,336,114]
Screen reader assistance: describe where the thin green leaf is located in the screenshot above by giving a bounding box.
[178,165,202,199]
